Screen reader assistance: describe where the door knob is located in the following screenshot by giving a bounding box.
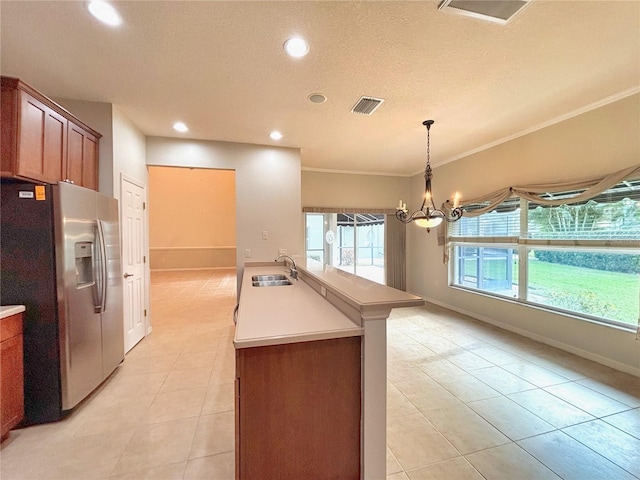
[123,273,134,278]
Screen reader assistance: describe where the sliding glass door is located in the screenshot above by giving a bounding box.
[305,212,385,284]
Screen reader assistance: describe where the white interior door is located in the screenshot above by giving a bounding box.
[121,176,146,353]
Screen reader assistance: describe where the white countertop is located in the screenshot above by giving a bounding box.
[0,305,26,319]
[234,265,363,349]
[300,260,424,314]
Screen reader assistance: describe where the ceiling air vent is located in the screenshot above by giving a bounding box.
[351,96,384,115]
[438,0,530,25]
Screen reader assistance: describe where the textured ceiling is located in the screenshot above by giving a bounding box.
[1,1,638,176]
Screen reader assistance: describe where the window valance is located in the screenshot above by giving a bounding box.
[445,165,640,218]
[439,164,640,246]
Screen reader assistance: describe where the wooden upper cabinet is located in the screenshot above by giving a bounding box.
[67,121,98,190]
[18,91,67,183]
[1,76,101,190]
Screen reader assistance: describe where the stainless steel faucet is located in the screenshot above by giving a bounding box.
[275,254,298,280]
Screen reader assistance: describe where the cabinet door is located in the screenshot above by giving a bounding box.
[237,337,361,479]
[82,134,98,190]
[1,334,24,438]
[17,91,67,183]
[67,122,98,190]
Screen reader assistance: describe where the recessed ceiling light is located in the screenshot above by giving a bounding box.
[283,37,309,58]
[87,1,122,27]
[173,122,188,133]
[308,93,327,104]
[270,131,283,141]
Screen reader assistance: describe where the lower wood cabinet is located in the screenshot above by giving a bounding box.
[1,312,24,440]
[235,336,362,480]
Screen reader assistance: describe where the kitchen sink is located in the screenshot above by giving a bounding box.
[252,274,288,282]
[252,279,293,287]
[251,274,292,287]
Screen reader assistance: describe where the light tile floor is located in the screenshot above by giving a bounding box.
[1,269,638,480]
[387,305,640,480]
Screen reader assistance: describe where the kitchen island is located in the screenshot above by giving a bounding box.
[234,261,424,479]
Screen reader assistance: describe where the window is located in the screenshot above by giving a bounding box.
[450,179,640,328]
[306,213,325,265]
[454,246,519,295]
[305,212,385,284]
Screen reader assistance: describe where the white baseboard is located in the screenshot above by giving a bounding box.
[421,296,640,378]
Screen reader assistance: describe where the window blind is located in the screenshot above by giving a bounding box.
[450,198,521,238]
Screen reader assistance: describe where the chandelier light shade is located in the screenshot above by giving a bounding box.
[396,120,463,232]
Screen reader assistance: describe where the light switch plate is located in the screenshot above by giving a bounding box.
[262,230,268,240]
[244,249,251,258]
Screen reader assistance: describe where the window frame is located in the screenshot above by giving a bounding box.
[448,187,640,331]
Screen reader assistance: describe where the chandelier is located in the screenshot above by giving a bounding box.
[396,120,463,232]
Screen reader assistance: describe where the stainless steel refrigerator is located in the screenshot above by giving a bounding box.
[1,180,124,424]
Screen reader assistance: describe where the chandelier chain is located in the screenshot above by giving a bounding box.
[426,124,430,169]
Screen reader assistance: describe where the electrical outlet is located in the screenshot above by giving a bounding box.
[278,249,287,256]
[244,249,251,258]
[321,286,327,297]
[262,230,268,240]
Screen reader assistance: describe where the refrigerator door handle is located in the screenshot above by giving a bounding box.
[93,225,103,313]
[96,220,108,313]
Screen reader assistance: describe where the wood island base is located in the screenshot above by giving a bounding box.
[235,336,362,480]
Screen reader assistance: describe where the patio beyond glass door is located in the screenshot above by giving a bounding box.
[305,212,385,284]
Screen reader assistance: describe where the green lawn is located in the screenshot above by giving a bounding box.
[459,253,639,325]
[528,258,638,325]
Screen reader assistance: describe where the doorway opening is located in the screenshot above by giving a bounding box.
[148,166,236,271]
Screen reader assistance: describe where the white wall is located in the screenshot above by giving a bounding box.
[145,137,302,288]
[302,171,410,209]
[407,93,640,375]
[112,106,147,199]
